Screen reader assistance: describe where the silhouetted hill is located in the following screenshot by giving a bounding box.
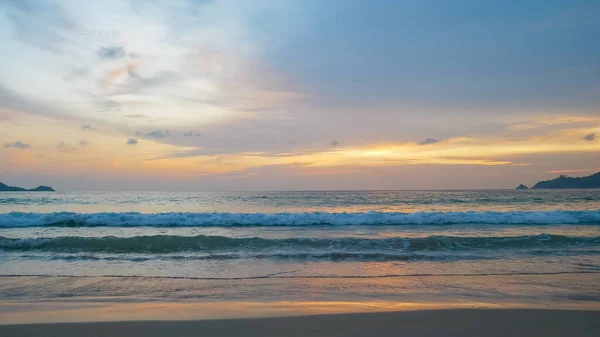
[0,182,55,192]
[29,185,55,192]
[532,172,600,189]
[515,184,529,190]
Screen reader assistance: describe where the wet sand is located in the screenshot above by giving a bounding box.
[2,309,599,337]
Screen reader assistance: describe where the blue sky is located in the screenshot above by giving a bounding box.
[0,0,599,190]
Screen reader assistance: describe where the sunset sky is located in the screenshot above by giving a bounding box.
[1,0,599,191]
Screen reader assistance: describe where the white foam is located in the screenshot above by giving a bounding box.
[0,210,599,227]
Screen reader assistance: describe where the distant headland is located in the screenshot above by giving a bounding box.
[0,182,55,192]
[517,172,600,189]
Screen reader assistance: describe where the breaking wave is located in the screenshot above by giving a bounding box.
[1,210,600,228]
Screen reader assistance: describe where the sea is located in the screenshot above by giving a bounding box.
[1,189,600,319]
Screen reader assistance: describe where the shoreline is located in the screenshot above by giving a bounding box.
[2,299,600,325]
[2,309,600,337]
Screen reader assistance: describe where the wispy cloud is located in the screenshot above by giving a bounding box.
[127,138,139,145]
[2,0,76,52]
[145,130,170,139]
[419,138,439,145]
[0,83,65,119]
[55,141,77,153]
[182,131,201,137]
[93,98,121,112]
[103,63,179,95]
[79,140,89,146]
[584,133,595,141]
[548,169,589,174]
[97,46,126,59]
[4,141,30,149]
[125,114,149,119]
[81,125,96,131]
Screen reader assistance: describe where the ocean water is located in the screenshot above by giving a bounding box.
[1,190,600,311]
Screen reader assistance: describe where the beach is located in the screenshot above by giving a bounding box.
[2,309,600,337]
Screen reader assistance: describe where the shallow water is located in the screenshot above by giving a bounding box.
[1,190,599,308]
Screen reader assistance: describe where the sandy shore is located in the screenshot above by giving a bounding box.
[2,309,599,337]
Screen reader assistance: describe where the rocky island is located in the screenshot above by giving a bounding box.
[515,184,529,190]
[529,172,600,189]
[0,182,55,192]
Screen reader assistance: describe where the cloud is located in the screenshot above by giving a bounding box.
[419,138,440,145]
[79,140,89,146]
[55,141,77,153]
[125,114,149,119]
[93,98,121,112]
[331,140,339,146]
[103,64,180,94]
[145,130,170,139]
[0,83,102,127]
[584,133,595,141]
[548,169,588,174]
[81,124,96,131]
[184,131,193,137]
[2,0,76,52]
[0,83,66,119]
[127,138,139,145]
[4,141,30,149]
[97,46,127,59]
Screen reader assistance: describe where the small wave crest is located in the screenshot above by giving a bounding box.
[1,210,600,227]
[1,234,598,254]
[14,252,493,262]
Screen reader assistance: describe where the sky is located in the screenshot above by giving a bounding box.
[0,0,599,191]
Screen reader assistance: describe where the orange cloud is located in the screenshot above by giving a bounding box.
[103,62,142,88]
[547,169,589,174]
